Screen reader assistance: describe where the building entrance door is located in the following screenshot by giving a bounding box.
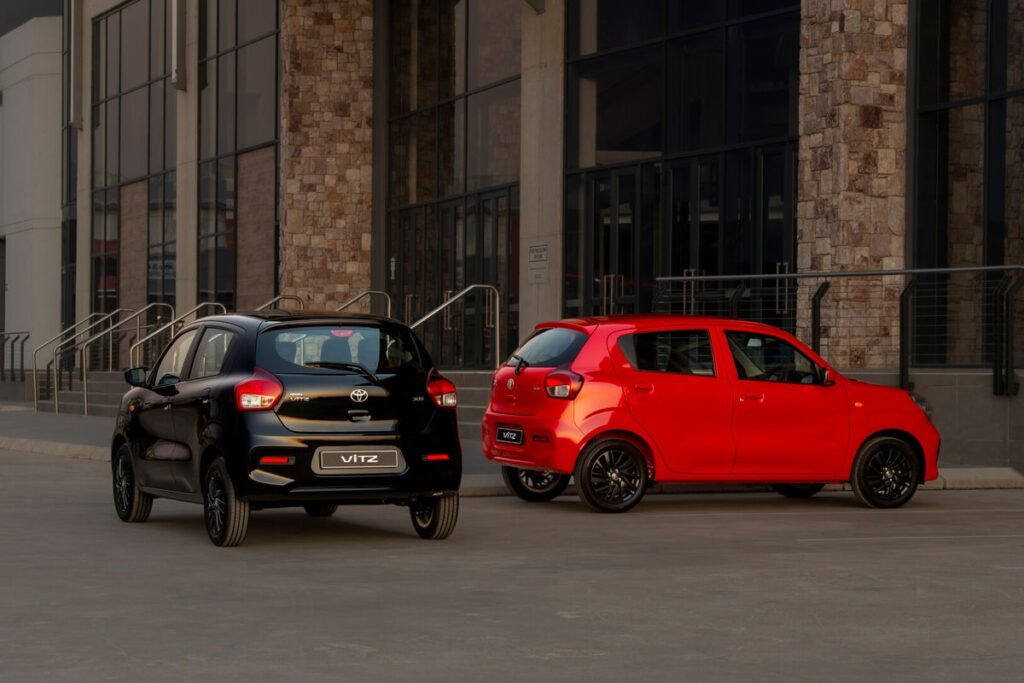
[567,143,795,320]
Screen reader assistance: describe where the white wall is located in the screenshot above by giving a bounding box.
[0,16,62,346]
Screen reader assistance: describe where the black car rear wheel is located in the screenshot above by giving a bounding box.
[574,439,648,513]
[303,503,338,518]
[501,466,571,502]
[113,444,153,523]
[203,457,250,547]
[409,493,459,539]
[850,437,921,509]
[771,483,825,499]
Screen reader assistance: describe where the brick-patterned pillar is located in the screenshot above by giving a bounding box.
[279,0,374,309]
[798,0,908,369]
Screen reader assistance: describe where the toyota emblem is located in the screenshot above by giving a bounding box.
[506,378,515,390]
[350,388,369,403]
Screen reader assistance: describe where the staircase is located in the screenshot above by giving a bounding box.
[36,371,125,418]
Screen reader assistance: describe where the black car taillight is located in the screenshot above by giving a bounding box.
[235,368,284,411]
[427,376,458,408]
[544,370,584,399]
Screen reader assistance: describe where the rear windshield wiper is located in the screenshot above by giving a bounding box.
[509,353,529,375]
[305,361,378,382]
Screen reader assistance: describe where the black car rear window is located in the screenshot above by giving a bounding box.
[257,325,425,376]
[507,328,588,368]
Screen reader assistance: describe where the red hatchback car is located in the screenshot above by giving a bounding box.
[483,316,940,512]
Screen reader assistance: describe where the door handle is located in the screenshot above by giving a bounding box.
[739,393,764,403]
[632,384,654,393]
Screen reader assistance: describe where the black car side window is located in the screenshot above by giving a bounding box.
[153,330,199,387]
[725,331,820,385]
[619,330,716,377]
[190,329,238,379]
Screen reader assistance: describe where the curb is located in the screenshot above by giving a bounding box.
[3,438,1023,496]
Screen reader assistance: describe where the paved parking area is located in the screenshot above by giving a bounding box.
[2,449,1024,682]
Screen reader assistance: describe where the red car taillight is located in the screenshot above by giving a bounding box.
[427,376,458,408]
[235,368,283,411]
[544,371,584,399]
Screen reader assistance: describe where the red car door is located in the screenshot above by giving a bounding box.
[614,328,736,475]
[722,329,848,477]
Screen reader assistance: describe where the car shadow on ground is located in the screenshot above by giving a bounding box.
[531,491,924,514]
[140,506,417,546]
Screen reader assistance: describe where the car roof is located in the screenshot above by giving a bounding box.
[540,314,778,332]
[181,310,404,333]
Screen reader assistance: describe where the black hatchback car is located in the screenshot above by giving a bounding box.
[111,312,462,546]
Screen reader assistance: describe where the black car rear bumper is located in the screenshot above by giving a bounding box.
[232,412,462,503]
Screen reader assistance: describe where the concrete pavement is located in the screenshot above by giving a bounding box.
[2,449,1024,682]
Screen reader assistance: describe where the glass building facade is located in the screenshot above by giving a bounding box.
[90,0,177,313]
[564,1,800,317]
[198,0,279,311]
[386,0,522,367]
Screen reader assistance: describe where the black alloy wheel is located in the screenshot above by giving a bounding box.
[574,439,648,513]
[113,444,153,523]
[203,457,250,547]
[851,437,921,509]
[501,466,571,502]
[409,493,459,539]
[771,483,826,499]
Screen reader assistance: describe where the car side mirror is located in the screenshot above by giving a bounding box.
[822,368,836,386]
[124,367,148,388]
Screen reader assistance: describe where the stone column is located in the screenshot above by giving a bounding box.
[798,0,908,369]
[279,0,374,310]
[517,0,565,341]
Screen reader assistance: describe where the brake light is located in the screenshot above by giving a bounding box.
[427,376,458,408]
[424,453,450,462]
[235,368,283,411]
[544,371,584,399]
[259,455,293,465]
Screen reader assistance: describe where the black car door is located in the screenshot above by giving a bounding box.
[133,329,200,490]
[168,325,242,493]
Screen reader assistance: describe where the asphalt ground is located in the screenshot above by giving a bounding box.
[2,449,1024,682]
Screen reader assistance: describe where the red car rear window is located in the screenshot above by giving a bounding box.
[507,328,588,368]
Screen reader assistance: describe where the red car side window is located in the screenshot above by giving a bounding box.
[725,330,821,384]
[618,330,716,377]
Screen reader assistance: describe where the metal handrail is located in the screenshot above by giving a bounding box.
[129,302,228,366]
[411,285,501,370]
[76,303,175,416]
[39,309,129,411]
[256,295,304,311]
[656,264,1024,396]
[336,290,393,318]
[0,332,29,382]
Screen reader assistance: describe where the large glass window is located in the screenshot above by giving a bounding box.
[914,0,1024,364]
[90,0,177,312]
[565,1,799,318]
[198,0,279,310]
[62,0,78,330]
[387,1,521,368]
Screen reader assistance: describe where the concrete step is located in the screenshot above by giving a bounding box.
[445,370,494,390]
[57,390,123,408]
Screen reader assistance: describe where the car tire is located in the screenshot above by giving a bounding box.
[203,457,250,547]
[303,503,338,518]
[574,439,649,513]
[850,436,921,509]
[771,483,825,499]
[409,493,459,540]
[112,444,153,523]
[501,466,571,502]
